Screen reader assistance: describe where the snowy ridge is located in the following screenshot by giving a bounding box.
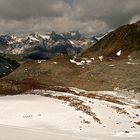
[0,31,97,59]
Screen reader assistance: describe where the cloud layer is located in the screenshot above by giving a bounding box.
[0,0,140,34]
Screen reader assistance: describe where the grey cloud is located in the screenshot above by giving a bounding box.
[0,0,70,20]
[72,0,140,28]
[0,0,139,34]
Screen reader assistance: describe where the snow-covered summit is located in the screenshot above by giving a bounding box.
[0,31,97,60]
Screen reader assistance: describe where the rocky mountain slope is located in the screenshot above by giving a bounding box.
[0,54,19,78]
[82,21,140,59]
[0,21,140,95]
[0,22,140,140]
[0,55,140,95]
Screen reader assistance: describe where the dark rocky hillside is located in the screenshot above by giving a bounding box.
[0,54,20,78]
[82,21,140,59]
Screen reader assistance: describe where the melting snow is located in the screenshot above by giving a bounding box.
[70,59,76,64]
[53,62,58,64]
[99,56,103,61]
[38,34,50,40]
[37,60,46,64]
[91,58,95,61]
[108,64,115,67]
[70,58,92,66]
[69,40,75,45]
[4,66,9,69]
[76,62,84,66]
[128,55,132,61]
[11,48,24,55]
[70,59,84,66]
[116,50,121,56]
[28,36,40,42]
[86,60,92,64]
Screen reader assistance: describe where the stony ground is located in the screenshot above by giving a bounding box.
[0,55,140,95]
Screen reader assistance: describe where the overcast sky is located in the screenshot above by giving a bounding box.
[0,0,140,34]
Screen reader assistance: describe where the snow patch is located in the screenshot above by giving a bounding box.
[126,62,139,65]
[4,66,9,69]
[11,48,24,55]
[38,34,50,40]
[116,50,121,56]
[90,58,95,61]
[70,58,92,66]
[70,59,84,66]
[128,55,132,61]
[108,64,115,67]
[86,60,92,64]
[37,60,46,64]
[70,59,76,64]
[53,62,58,64]
[28,36,40,42]
[99,56,103,61]
[69,40,75,45]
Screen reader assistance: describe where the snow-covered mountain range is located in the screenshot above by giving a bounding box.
[0,31,98,60]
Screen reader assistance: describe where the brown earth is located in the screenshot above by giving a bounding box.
[0,55,140,95]
[135,121,140,126]
[0,21,140,96]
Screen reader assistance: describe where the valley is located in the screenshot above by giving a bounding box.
[0,21,140,140]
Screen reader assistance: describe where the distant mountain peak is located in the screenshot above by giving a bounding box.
[81,21,140,59]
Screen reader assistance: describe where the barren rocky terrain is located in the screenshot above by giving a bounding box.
[0,21,140,140]
[0,55,140,95]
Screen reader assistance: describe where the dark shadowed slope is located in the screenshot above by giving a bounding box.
[82,21,140,59]
[0,54,20,78]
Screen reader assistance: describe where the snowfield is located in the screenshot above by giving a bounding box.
[0,90,140,140]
